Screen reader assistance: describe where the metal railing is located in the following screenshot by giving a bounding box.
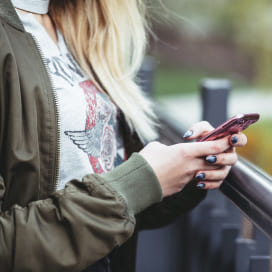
[222,158,272,240]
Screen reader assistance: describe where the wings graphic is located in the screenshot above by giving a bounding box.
[65,128,102,158]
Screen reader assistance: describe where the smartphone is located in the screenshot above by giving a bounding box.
[198,113,260,142]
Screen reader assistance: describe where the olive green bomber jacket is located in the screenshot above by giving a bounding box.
[0,1,206,271]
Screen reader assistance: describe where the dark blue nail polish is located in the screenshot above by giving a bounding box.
[231,135,238,144]
[183,130,193,139]
[196,183,206,189]
[195,173,205,180]
[206,155,217,164]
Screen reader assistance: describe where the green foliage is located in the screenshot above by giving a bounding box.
[154,66,202,96]
[218,0,272,88]
[153,64,250,97]
[238,118,272,175]
[149,0,272,89]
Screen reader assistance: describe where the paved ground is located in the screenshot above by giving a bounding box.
[156,89,272,129]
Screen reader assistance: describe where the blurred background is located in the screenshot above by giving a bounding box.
[146,0,272,175]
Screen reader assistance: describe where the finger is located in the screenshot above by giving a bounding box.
[225,147,235,153]
[196,180,224,190]
[189,158,221,173]
[181,136,231,157]
[205,152,238,166]
[183,121,214,140]
[229,133,247,147]
[195,166,231,182]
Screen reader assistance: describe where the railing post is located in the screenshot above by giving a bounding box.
[250,256,270,272]
[200,79,234,272]
[137,56,156,97]
[200,78,232,212]
[235,238,256,272]
[254,228,271,256]
[220,225,240,272]
[201,78,231,127]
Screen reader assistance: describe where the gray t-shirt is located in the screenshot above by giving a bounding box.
[16,12,125,191]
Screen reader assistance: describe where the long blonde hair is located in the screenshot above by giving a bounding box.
[49,0,158,143]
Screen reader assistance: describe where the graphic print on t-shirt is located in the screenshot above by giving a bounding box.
[65,80,124,174]
[46,52,85,87]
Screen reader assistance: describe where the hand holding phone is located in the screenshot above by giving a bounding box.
[198,113,260,142]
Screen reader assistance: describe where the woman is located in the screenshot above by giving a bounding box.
[0,0,246,271]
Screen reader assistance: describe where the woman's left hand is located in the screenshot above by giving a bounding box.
[183,121,247,190]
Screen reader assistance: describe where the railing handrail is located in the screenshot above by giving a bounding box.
[222,158,272,239]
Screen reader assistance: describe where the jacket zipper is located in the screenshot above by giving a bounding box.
[30,34,61,193]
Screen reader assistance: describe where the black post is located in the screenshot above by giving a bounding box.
[200,78,232,211]
[137,56,156,97]
[201,78,231,127]
[200,79,233,272]
[220,225,240,272]
[249,256,270,272]
[235,238,256,272]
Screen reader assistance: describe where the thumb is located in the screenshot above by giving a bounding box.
[183,121,214,140]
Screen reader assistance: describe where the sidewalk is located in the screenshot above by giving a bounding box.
[156,89,272,129]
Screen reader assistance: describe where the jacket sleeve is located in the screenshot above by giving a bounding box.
[0,154,162,272]
[135,180,207,230]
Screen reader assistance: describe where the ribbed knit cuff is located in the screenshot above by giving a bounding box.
[103,153,163,215]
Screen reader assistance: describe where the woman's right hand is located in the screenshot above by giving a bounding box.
[139,121,247,198]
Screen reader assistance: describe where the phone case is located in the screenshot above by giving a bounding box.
[199,113,260,142]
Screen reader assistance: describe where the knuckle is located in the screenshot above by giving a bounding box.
[180,146,190,159]
[187,168,196,177]
[150,141,160,147]
[200,120,209,126]
[216,171,225,180]
[202,121,213,130]
[211,143,222,154]
[205,172,213,180]
[218,154,225,164]
[225,153,238,165]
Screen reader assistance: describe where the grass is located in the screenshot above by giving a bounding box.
[153,64,251,97]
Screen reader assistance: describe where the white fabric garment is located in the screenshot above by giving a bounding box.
[16,12,126,191]
[11,0,50,14]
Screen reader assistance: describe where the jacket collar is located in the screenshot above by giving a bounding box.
[0,0,25,31]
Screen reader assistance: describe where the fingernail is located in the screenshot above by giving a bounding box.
[195,173,206,180]
[183,130,193,138]
[196,183,206,189]
[206,155,217,164]
[231,135,238,144]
